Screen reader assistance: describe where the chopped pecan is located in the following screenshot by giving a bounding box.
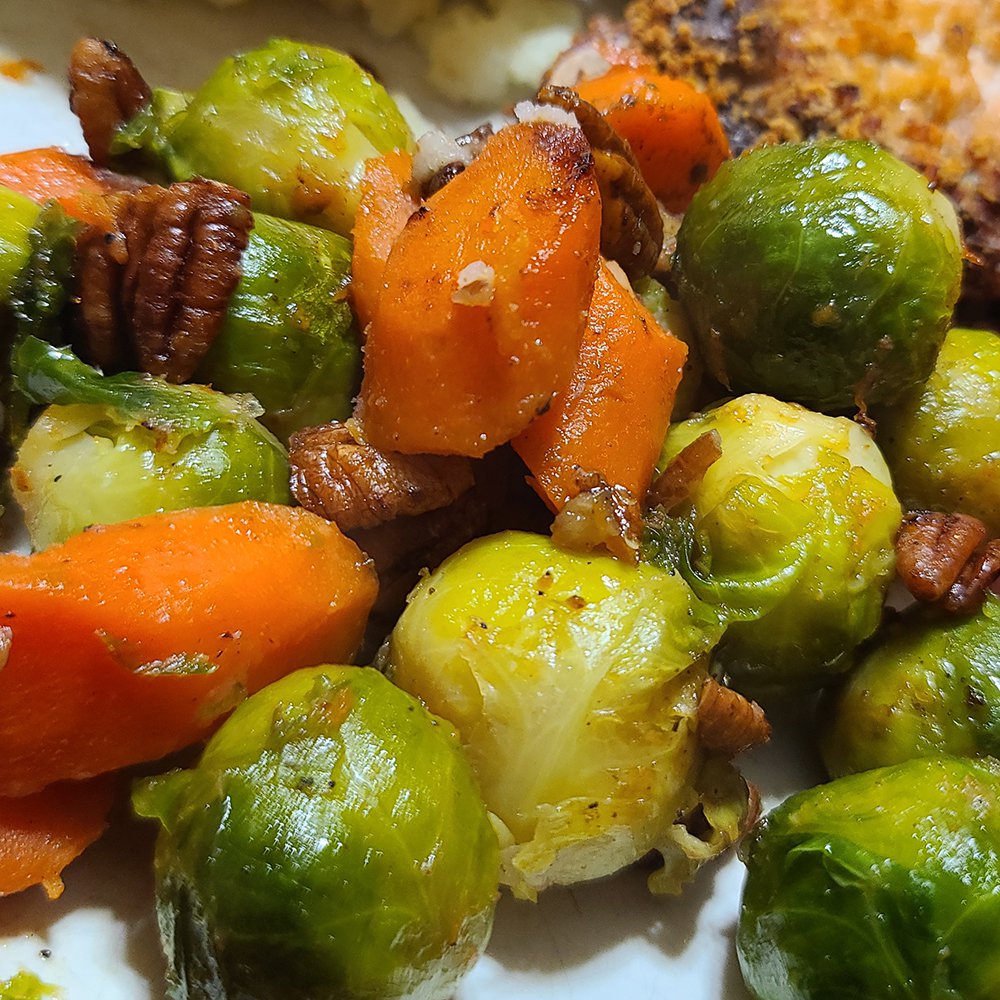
[550,471,643,563]
[289,420,476,533]
[68,38,151,167]
[74,179,254,382]
[941,539,1000,614]
[647,430,722,511]
[697,677,771,757]
[896,511,988,604]
[537,85,663,279]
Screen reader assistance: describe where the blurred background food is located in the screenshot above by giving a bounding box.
[626,0,1000,311]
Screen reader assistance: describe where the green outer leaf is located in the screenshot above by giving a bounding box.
[876,327,1000,536]
[141,39,413,236]
[13,335,263,434]
[134,665,499,1000]
[674,139,962,411]
[821,595,1000,776]
[738,756,1000,1000]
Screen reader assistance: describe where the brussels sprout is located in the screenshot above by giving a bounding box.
[0,186,42,302]
[634,275,704,419]
[738,755,1000,1000]
[10,336,289,549]
[115,39,413,236]
[385,530,755,900]
[133,665,500,1000]
[674,139,962,411]
[820,596,1000,777]
[648,394,901,691]
[195,213,361,440]
[877,327,1000,535]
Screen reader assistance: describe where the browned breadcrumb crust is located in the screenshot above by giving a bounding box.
[625,0,1000,303]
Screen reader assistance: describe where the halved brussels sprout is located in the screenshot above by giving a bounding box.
[385,530,755,900]
[648,394,901,691]
[821,596,1000,777]
[738,755,1000,1000]
[674,139,962,411]
[11,336,289,549]
[116,39,413,236]
[134,665,500,1000]
[877,327,1000,535]
[195,213,361,440]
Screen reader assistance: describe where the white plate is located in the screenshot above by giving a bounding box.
[0,4,821,997]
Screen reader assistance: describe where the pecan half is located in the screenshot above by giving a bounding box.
[537,85,663,279]
[74,179,254,382]
[896,511,987,603]
[289,420,476,533]
[550,471,643,563]
[68,37,151,167]
[647,430,723,511]
[697,677,771,757]
[941,539,1000,614]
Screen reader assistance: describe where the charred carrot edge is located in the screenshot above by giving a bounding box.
[514,259,687,510]
[358,122,602,457]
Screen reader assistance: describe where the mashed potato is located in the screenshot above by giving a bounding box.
[208,0,582,105]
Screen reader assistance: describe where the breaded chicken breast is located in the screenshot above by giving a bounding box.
[626,0,1000,307]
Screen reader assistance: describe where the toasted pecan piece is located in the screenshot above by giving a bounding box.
[537,84,663,279]
[550,471,643,564]
[941,539,1000,615]
[68,38,151,167]
[74,179,253,382]
[647,429,722,511]
[697,677,771,757]
[896,511,988,603]
[289,420,476,533]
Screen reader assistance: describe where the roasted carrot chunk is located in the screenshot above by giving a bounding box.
[575,68,730,214]
[0,502,378,797]
[351,149,418,332]
[358,121,601,457]
[514,259,686,509]
[0,146,116,228]
[0,776,116,899]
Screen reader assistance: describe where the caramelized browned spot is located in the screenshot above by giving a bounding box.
[896,510,988,604]
[289,420,476,533]
[647,429,722,510]
[697,677,771,757]
[68,38,151,167]
[538,85,663,279]
[74,179,253,382]
[550,471,643,563]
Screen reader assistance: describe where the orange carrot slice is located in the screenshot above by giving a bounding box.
[358,121,601,457]
[575,68,730,214]
[0,502,377,797]
[0,146,116,228]
[0,776,116,899]
[514,259,687,509]
[351,149,418,332]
